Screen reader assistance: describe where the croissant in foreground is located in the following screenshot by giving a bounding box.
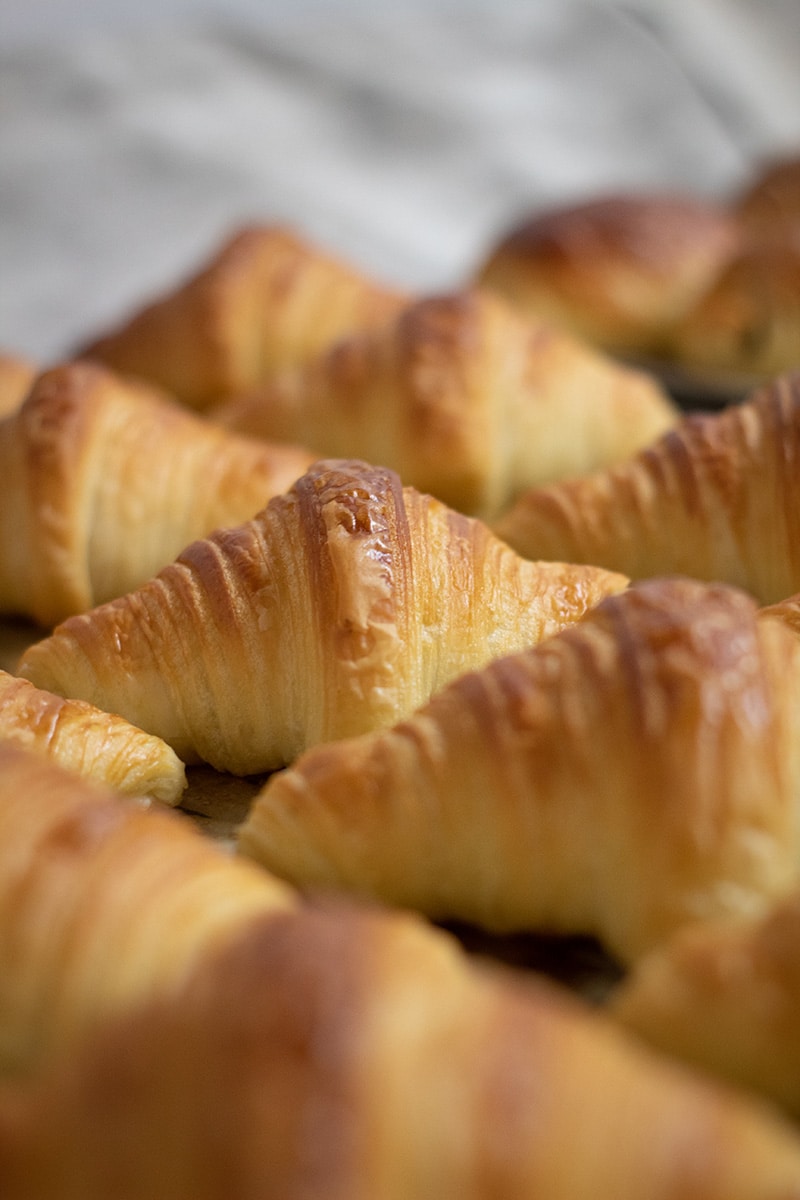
[213,289,678,517]
[240,577,800,964]
[0,743,294,1078]
[2,900,800,1199]
[0,670,185,805]
[81,224,408,409]
[17,459,627,773]
[493,372,800,605]
[613,884,800,1120]
[0,360,315,625]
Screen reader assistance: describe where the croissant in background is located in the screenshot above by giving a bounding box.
[17,459,627,773]
[0,742,294,1078]
[0,355,35,418]
[666,240,800,379]
[213,289,678,518]
[0,670,186,805]
[81,225,409,410]
[493,372,800,605]
[733,153,800,238]
[240,577,800,965]
[0,359,315,625]
[2,898,800,1199]
[473,193,741,359]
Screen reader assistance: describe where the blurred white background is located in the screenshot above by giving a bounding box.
[3,0,799,359]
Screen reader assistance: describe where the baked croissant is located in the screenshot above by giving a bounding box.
[0,354,35,418]
[2,900,800,1199]
[733,153,800,238]
[212,289,678,518]
[0,669,186,805]
[666,240,800,378]
[493,372,800,605]
[0,742,294,1077]
[82,225,409,410]
[0,359,315,625]
[239,577,800,964]
[612,886,800,1120]
[17,459,628,773]
[474,193,741,358]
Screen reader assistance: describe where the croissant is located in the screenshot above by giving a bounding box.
[212,289,678,518]
[0,742,294,1077]
[666,240,800,378]
[733,153,800,238]
[17,459,627,773]
[493,372,800,605]
[239,577,800,965]
[2,900,800,1199]
[0,359,315,625]
[474,193,742,358]
[612,887,800,1120]
[0,355,35,418]
[81,225,409,410]
[0,669,186,805]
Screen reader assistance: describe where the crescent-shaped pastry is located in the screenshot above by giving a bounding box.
[0,355,35,418]
[0,359,315,625]
[493,372,800,605]
[612,886,800,1120]
[2,901,800,1198]
[0,669,185,805]
[734,154,800,238]
[213,289,677,518]
[0,742,294,1077]
[81,225,408,409]
[666,241,800,378]
[474,193,741,358]
[239,577,800,964]
[17,459,628,773]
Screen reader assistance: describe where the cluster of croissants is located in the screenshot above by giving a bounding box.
[2,152,800,1198]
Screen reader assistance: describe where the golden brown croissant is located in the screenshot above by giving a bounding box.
[493,372,800,605]
[612,887,800,1120]
[0,742,294,1077]
[0,359,315,625]
[474,193,741,358]
[0,669,186,804]
[0,355,35,418]
[212,289,678,518]
[734,154,800,238]
[239,577,800,964]
[666,240,800,378]
[82,225,409,410]
[2,899,800,1199]
[17,459,627,773]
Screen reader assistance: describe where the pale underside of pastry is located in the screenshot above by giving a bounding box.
[0,359,315,626]
[2,899,800,1200]
[81,224,409,410]
[612,885,800,1121]
[212,288,678,519]
[492,371,800,606]
[0,669,186,805]
[0,742,294,1078]
[17,458,628,774]
[239,577,800,965]
[474,192,742,359]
